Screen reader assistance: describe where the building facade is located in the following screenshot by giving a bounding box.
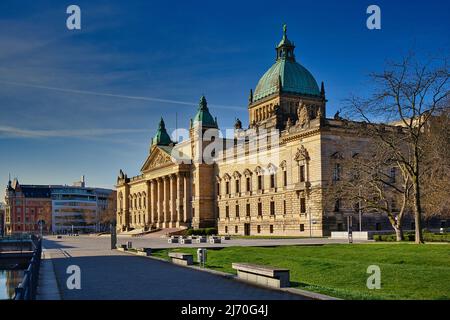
[116,26,402,236]
[4,177,115,235]
[0,203,5,236]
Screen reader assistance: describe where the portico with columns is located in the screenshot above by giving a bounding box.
[116,97,215,232]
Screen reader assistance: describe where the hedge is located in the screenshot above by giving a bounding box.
[373,231,450,242]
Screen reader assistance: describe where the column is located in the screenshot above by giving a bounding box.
[164,176,170,227]
[176,173,183,226]
[151,180,157,224]
[146,181,151,226]
[170,175,177,227]
[158,178,164,226]
[183,173,191,223]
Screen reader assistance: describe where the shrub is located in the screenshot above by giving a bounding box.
[186,228,217,236]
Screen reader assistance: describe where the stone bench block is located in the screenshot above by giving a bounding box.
[232,263,290,288]
[168,252,193,266]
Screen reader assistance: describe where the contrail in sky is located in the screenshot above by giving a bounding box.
[0,80,246,110]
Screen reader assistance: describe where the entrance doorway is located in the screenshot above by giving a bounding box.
[244,223,250,236]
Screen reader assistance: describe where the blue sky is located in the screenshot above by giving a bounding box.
[0,0,449,200]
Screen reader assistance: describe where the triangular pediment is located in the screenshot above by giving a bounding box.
[141,146,175,172]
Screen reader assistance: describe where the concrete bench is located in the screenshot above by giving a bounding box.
[180,238,192,244]
[117,244,128,251]
[221,235,231,240]
[168,237,179,244]
[232,263,290,288]
[195,237,207,243]
[209,237,221,244]
[169,252,193,266]
[136,247,152,256]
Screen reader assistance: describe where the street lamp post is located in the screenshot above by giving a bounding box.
[358,187,362,232]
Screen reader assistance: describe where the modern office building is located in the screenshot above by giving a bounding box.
[4,177,115,235]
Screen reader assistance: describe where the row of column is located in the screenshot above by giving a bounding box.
[146,172,192,228]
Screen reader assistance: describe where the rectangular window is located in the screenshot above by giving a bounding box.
[283,200,286,215]
[283,171,287,186]
[300,198,306,213]
[225,226,228,234]
[299,165,306,182]
[258,176,263,190]
[246,203,251,216]
[246,177,251,192]
[235,205,240,217]
[235,180,240,193]
[333,163,341,181]
[300,224,305,232]
[226,181,230,195]
[235,225,238,233]
[258,202,262,216]
[390,167,397,183]
[225,206,229,218]
[270,201,275,215]
[270,174,275,188]
[270,225,274,233]
[257,225,261,233]
[334,199,340,212]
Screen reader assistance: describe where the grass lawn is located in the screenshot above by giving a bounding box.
[152,243,450,300]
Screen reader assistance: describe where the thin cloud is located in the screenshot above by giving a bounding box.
[0,125,149,139]
[0,80,246,111]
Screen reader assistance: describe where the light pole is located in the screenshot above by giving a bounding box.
[358,187,362,232]
[308,206,312,238]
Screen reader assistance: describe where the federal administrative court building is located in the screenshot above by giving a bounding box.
[116,26,388,236]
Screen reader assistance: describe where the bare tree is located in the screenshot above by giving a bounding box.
[421,108,450,224]
[326,137,413,241]
[346,54,449,243]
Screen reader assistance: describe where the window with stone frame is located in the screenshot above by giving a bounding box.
[258,202,262,216]
[299,165,306,182]
[246,177,251,192]
[270,174,275,189]
[270,201,275,215]
[235,204,240,217]
[283,170,288,186]
[300,197,306,213]
[294,146,310,183]
[334,198,341,212]
[246,203,251,216]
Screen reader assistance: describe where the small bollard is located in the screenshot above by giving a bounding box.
[197,248,207,268]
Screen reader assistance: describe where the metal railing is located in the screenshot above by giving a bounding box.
[13,236,42,300]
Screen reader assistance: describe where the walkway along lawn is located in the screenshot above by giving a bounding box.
[152,243,450,300]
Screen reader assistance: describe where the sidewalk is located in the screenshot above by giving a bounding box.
[36,249,61,300]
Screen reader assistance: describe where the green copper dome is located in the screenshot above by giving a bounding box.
[253,24,320,102]
[192,95,218,128]
[152,117,173,146]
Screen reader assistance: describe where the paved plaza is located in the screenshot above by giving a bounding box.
[41,236,317,300]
